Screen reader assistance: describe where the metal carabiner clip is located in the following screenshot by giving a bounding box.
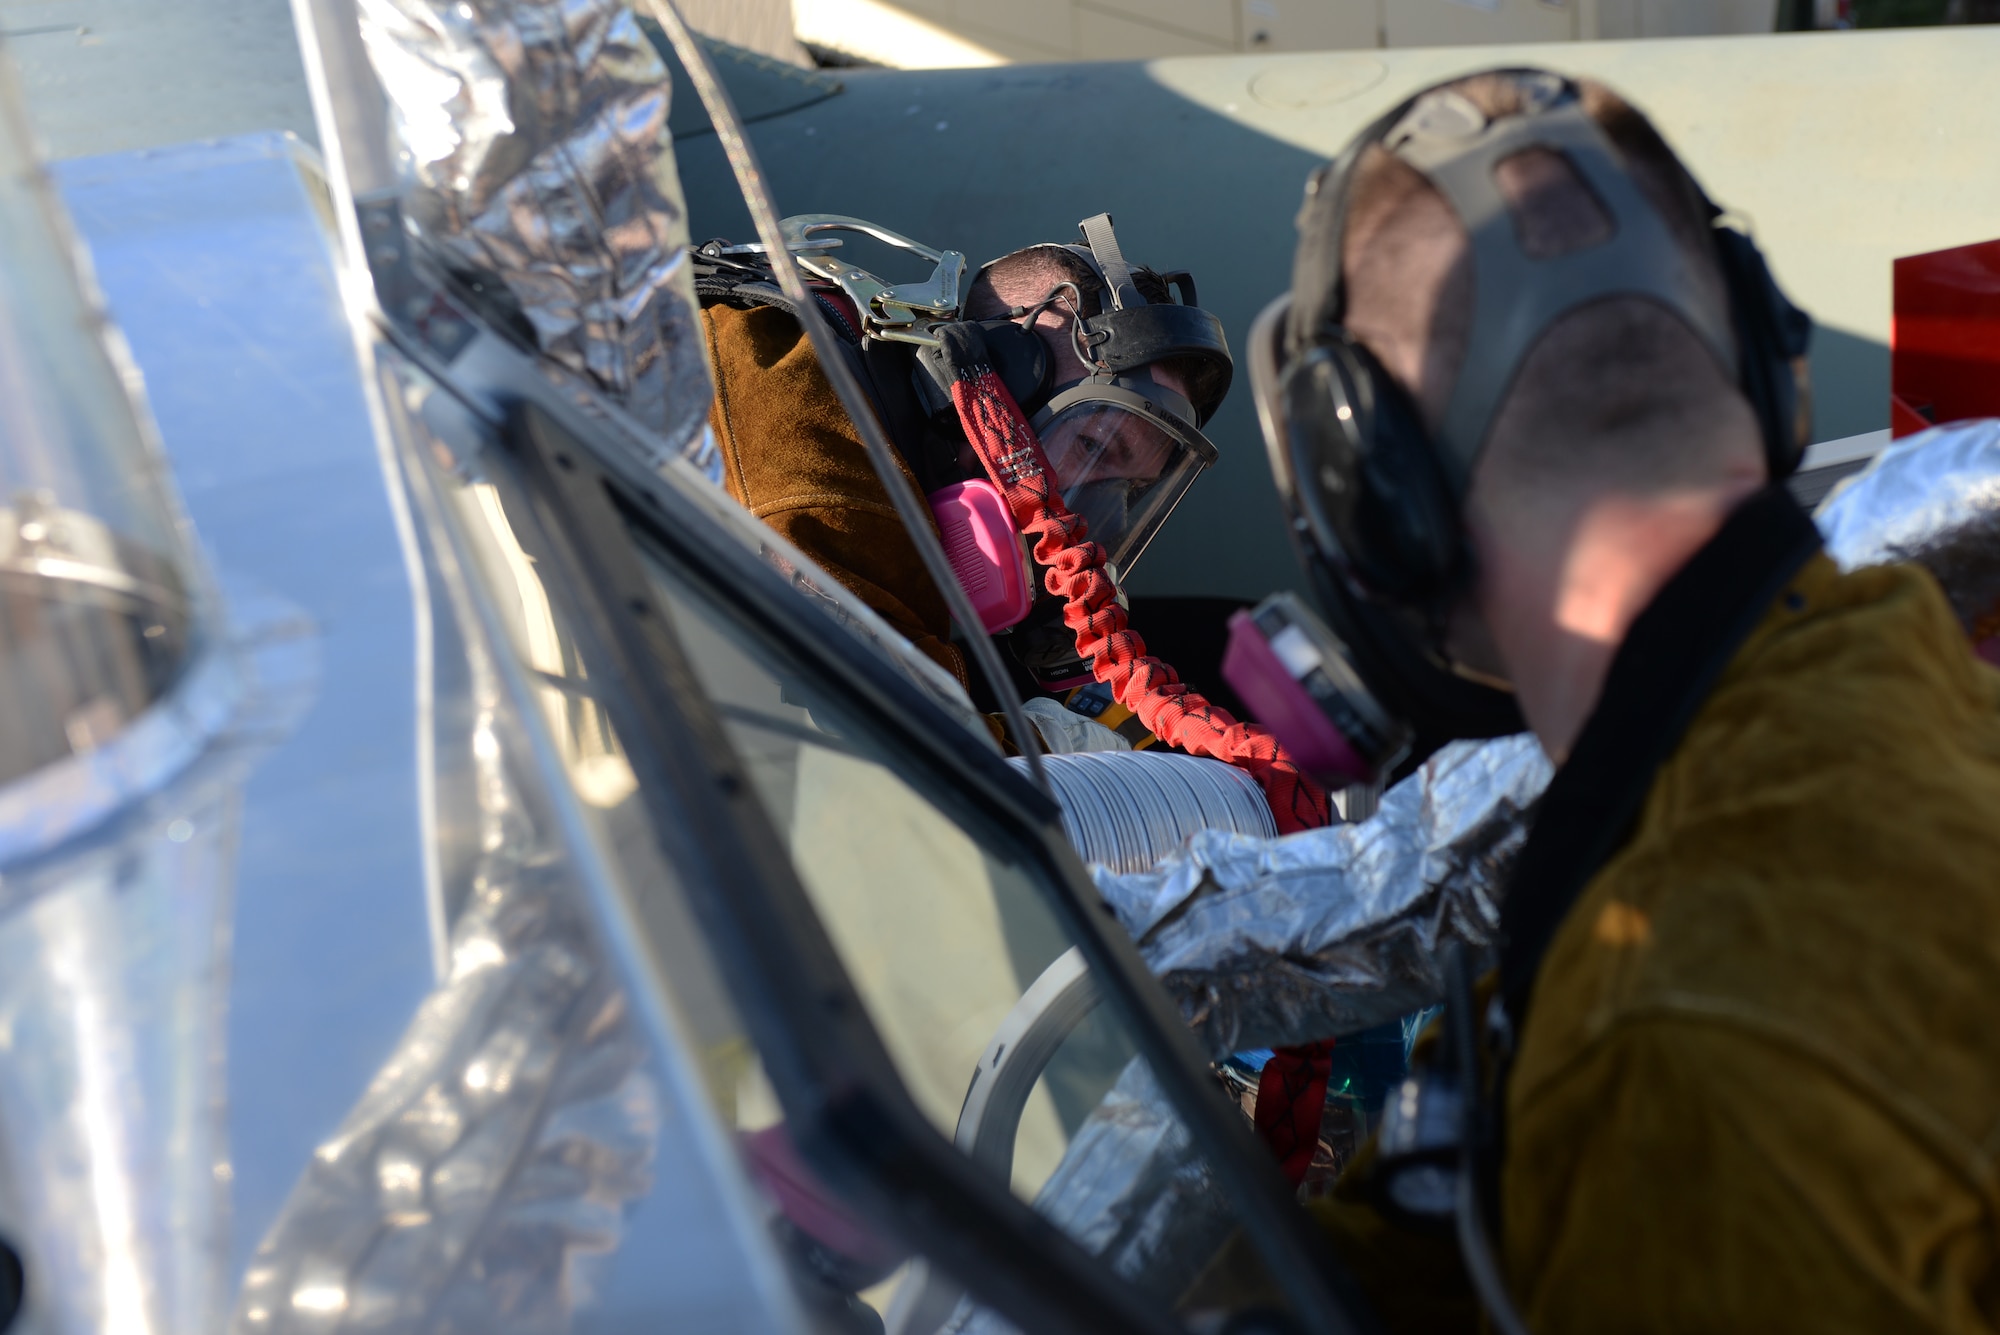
[776,214,967,346]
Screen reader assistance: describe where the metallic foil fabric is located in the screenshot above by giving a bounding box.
[1094,737,1551,1060]
[358,0,713,464]
[1817,418,2000,637]
[940,1060,1238,1335]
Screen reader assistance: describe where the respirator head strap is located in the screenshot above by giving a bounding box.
[1077,212,1144,312]
[1070,213,1236,423]
[1076,303,1234,424]
[1390,89,1740,496]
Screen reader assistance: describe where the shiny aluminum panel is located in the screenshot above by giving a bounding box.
[55,134,440,1294]
[54,133,796,1331]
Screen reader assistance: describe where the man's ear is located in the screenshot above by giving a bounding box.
[1030,313,1093,388]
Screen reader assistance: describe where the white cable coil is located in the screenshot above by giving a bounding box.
[1009,750,1278,875]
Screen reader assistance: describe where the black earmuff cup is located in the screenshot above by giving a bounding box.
[1283,339,1466,611]
[1711,224,1814,476]
[976,319,1054,417]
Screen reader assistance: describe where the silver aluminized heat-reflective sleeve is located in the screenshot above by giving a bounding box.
[1091,421,2000,1060]
[356,0,715,467]
[1816,418,2000,632]
[935,1060,1240,1335]
[1093,737,1551,1060]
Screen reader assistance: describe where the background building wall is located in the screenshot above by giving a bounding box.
[677,0,812,64]
[789,0,1783,66]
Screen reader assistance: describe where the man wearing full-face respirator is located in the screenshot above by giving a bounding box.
[1204,69,2000,1332]
[692,219,1340,1309]
[696,216,1330,831]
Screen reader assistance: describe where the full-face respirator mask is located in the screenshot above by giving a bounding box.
[1225,74,1814,788]
[908,215,1234,687]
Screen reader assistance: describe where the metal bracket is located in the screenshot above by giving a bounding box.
[776,213,965,346]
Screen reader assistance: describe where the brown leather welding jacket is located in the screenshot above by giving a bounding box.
[701,300,967,685]
[1315,487,2000,1333]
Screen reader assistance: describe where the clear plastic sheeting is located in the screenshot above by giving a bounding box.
[1816,418,2000,636]
[939,1061,1236,1335]
[0,43,292,1335]
[358,0,714,463]
[1007,751,1279,877]
[1092,737,1552,1059]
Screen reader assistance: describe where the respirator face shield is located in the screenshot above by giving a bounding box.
[919,214,1235,688]
[1032,372,1218,576]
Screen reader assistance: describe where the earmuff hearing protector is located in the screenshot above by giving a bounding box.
[912,221,1236,430]
[1278,70,1814,620]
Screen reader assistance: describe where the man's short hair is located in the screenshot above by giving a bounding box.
[965,243,1176,320]
[1313,72,1761,501]
[965,244,1224,409]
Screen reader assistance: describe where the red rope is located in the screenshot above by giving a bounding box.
[1253,1040,1334,1187]
[947,364,1331,833]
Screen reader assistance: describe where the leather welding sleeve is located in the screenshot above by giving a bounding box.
[702,302,968,686]
[1503,1018,1998,1335]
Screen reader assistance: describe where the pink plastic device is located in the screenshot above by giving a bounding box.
[742,1125,905,1274]
[928,479,1034,633]
[1222,608,1375,786]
